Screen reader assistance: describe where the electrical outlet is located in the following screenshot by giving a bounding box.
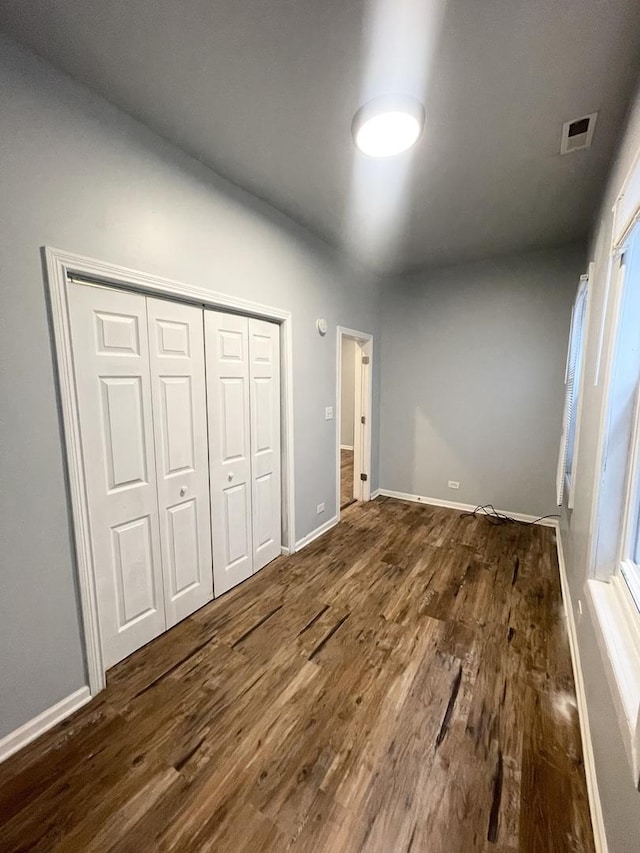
[325,406,333,420]
[448,480,460,490]
[317,502,325,514]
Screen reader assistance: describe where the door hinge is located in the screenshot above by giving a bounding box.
[362,356,370,365]
[360,473,368,482]
[361,415,366,424]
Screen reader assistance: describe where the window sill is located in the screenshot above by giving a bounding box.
[620,561,640,612]
[587,574,640,786]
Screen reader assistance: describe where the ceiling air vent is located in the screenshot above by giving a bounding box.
[560,112,598,155]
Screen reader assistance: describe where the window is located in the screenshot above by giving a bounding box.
[587,167,640,786]
[588,222,640,784]
[598,219,640,608]
[620,377,640,609]
[556,275,589,507]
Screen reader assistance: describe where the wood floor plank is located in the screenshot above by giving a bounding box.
[0,499,595,853]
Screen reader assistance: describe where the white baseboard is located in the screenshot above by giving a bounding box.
[295,515,338,552]
[281,546,291,556]
[377,489,557,527]
[370,488,381,500]
[0,686,91,764]
[340,444,354,451]
[554,526,608,853]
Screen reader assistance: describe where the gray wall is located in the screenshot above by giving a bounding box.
[340,338,356,447]
[560,79,640,853]
[379,245,585,517]
[3,37,638,853]
[0,35,380,738]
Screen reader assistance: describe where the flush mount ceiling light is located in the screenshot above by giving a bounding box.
[352,96,425,158]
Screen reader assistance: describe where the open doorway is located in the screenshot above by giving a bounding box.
[336,327,373,516]
[340,336,357,508]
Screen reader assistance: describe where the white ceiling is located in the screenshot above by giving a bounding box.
[2,0,639,273]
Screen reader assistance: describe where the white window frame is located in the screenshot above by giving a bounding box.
[587,199,640,787]
[619,378,640,610]
[557,274,590,507]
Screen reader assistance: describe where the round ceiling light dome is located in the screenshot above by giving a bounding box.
[352,96,425,158]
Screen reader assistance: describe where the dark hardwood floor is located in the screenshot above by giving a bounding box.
[340,448,355,509]
[0,498,594,852]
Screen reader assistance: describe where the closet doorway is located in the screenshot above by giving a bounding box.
[336,327,373,516]
[46,247,295,695]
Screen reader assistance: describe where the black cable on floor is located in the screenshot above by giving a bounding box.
[459,504,560,526]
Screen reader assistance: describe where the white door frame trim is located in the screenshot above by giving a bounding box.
[44,246,296,697]
[336,326,373,519]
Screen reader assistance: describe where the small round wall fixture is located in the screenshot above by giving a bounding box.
[316,318,328,336]
[352,95,425,158]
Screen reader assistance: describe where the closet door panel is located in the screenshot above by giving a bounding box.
[147,297,213,625]
[111,515,156,624]
[249,319,282,571]
[68,284,166,668]
[100,376,148,489]
[223,483,251,562]
[205,311,253,595]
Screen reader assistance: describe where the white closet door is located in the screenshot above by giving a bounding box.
[205,311,253,595]
[68,284,165,668]
[147,297,213,626]
[248,318,282,571]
